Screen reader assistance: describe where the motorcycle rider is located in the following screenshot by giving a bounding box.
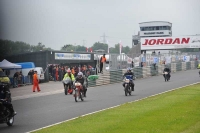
[74,72,87,97]
[163,65,171,80]
[122,67,135,91]
[0,83,17,116]
[63,69,75,91]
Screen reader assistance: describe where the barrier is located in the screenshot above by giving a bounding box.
[24,75,33,85]
[88,60,200,87]
[10,75,33,88]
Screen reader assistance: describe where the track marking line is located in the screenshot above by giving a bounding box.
[27,82,200,133]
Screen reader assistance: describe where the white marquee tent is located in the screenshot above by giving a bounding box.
[0,59,22,69]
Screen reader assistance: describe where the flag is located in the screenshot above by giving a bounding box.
[107,40,109,53]
[86,47,88,52]
[119,40,122,54]
[90,48,92,52]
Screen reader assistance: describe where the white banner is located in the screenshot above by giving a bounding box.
[134,57,140,67]
[183,56,190,62]
[141,35,200,50]
[165,56,171,64]
[55,53,91,60]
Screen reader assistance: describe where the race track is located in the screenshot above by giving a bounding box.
[0,69,199,133]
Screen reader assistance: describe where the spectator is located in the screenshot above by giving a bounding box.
[58,66,62,81]
[141,62,143,67]
[28,70,34,84]
[71,67,75,75]
[153,63,156,70]
[52,67,56,82]
[100,54,106,73]
[13,72,19,87]
[56,66,59,81]
[131,61,134,68]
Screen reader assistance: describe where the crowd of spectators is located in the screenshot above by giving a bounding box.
[48,64,95,81]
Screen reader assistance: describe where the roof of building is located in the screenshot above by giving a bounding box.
[139,21,172,24]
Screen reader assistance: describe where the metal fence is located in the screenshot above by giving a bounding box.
[10,75,32,88]
[94,52,199,73]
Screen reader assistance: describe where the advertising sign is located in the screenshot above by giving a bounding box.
[134,57,140,67]
[141,35,200,50]
[55,53,91,60]
[183,56,190,62]
[153,57,158,64]
[127,57,133,64]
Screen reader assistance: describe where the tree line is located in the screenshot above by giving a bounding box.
[0,39,132,58]
[61,42,131,54]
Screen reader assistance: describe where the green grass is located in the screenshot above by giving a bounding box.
[33,83,200,133]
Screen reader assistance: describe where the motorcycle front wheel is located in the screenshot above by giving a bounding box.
[129,86,132,95]
[74,90,78,102]
[7,116,14,126]
[125,85,129,96]
[64,84,68,95]
[80,91,84,101]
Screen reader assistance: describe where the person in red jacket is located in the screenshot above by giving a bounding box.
[32,71,41,92]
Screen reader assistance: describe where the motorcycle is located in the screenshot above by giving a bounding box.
[62,77,73,95]
[74,82,84,102]
[163,72,169,82]
[0,99,14,126]
[123,75,134,96]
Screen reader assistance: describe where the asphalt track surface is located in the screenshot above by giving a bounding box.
[0,69,199,133]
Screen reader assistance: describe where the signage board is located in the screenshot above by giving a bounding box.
[55,53,91,60]
[141,35,200,50]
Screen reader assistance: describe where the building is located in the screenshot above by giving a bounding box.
[139,21,172,38]
[3,50,96,82]
[131,21,172,54]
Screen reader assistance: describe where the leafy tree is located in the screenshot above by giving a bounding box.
[0,39,53,59]
[91,42,108,52]
[61,44,87,52]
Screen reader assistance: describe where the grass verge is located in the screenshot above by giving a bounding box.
[33,83,200,133]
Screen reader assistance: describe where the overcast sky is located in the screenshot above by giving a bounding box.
[0,0,200,50]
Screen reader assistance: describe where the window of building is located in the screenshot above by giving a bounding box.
[156,26,159,30]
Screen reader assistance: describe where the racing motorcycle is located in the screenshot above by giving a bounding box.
[123,75,134,96]
[163,72,169,82]
[62,77,73,95]
[0,99,14,126]
[74,81,84,102]
[0,82,15,126]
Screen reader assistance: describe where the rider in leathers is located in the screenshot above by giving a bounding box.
[63,69,75,90]
[74,72,87,97]
[122,68,135,91]
[0,83,17,116]
[163,66,171,80]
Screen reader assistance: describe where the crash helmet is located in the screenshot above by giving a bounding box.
[127,67,131,72]
[77,72,83,78]
[67,69,71,73]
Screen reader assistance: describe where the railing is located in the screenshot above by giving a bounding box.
[9,75,32,88]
